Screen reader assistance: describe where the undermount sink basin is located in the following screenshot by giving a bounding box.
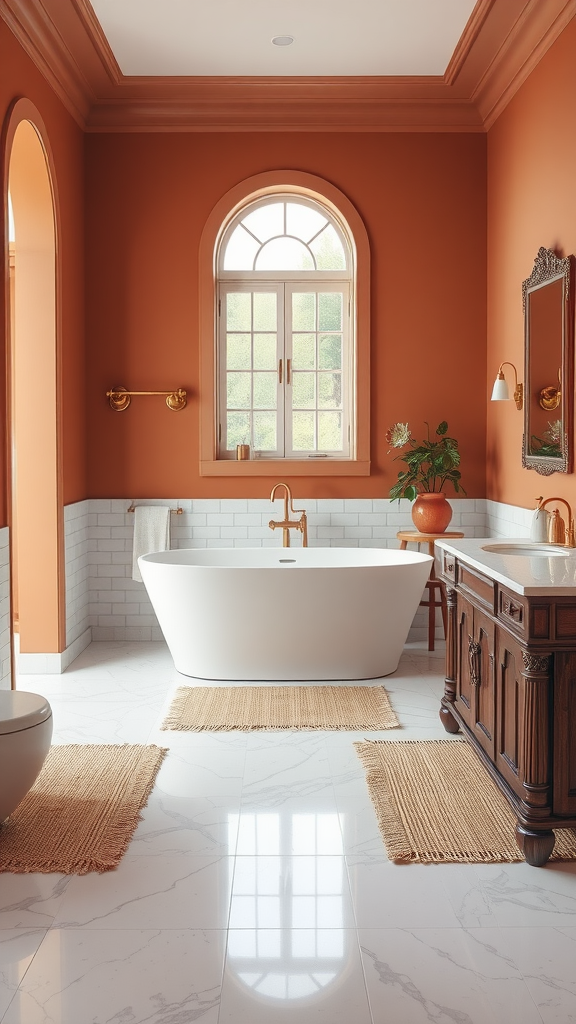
[481,543,568,557]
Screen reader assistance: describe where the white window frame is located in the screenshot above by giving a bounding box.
[217,195,354,461]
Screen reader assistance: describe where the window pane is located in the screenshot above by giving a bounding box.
[227,412,250,449]
[311,224,346,270]
[318,411,342,450]
[319,333,342,370]
[292,373,316,409]
[319,372,342,408]
[253,292,277,332]
[286,202,327,243]
[227,333,251,370]
[256,237,314,271]
[242,202,284,242]
[253,373,277,409]
[292,293,316,332]
[293,411,315,451]
[253,411,277,451]
[223,225,260,270]
[227,293,251,332]
[318,293,342,332]
[227,372,251,408]
[253,333,277,370]
[292,333,316,370]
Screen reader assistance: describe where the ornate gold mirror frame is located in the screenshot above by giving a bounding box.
[522,247,574,476]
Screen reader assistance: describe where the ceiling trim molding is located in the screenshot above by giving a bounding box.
[68,0,121,86]
[444,0,496,85]
[86,97,484,134]
[473,0,576,126]
[1,0,575,132]
[0,0,89,125]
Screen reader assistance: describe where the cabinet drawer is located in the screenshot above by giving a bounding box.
[441,551,456,582]
[498,587,527,635]
[459,564,495,612]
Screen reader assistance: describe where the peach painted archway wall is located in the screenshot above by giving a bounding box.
[3,99,64,658]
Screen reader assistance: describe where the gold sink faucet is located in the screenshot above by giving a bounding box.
[269,482,308,547]
[539,496,576,547]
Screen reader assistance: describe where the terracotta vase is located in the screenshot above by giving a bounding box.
[411,492,453,534]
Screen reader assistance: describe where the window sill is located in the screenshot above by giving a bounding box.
[200,459,371,477]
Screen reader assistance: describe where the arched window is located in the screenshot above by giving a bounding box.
[217,195,353,460]
[199,172,370,476]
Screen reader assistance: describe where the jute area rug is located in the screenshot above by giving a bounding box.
[162,685,399,732]
[355,738,576,863]
[0,744,167,874]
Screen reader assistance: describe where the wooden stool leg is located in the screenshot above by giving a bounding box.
[428,590,436,651]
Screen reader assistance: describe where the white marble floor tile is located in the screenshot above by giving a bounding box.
[1,929,225,1024]
[450,862,576,928]
[359,927,545,1024]
[219,928,373,1023]
[493,926,576,1023]
[130,793,242,856]
[346,857,462,929]
[0,930,47,1018]
[229,855,357,930]
[51,854,235,930]
[150,743,246,796]
[0,875,72,930]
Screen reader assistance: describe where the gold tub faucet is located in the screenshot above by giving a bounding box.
[539,496,576,546]
[269,482,308,547]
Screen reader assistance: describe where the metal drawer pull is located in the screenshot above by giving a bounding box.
[468,636,481,686]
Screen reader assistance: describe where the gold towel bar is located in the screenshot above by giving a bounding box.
[106,386,187,412]
[127,504,183,515]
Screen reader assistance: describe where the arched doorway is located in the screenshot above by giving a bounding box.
[4,103,64,684]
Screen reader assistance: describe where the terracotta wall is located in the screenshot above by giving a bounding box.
[85,131,487,499]
[0,19,86,521]
[487,16,576,508]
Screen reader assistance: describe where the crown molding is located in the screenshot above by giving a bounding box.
[472,0,576,127]
[0,0,89,125]
[86,78,484,133]
[1,0,575,132]
[444,0,496,86]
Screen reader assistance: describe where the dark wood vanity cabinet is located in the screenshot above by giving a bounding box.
[440,552,576,866]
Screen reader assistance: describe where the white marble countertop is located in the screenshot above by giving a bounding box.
[434,536,576,596]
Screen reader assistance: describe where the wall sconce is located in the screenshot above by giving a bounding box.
[539,368,562,411]
[491,362,523,410]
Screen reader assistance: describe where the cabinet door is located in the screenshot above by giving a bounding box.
[471,608,496,760]
[553,652,576,815]
[495,627,525,800]
[455,593,474,729]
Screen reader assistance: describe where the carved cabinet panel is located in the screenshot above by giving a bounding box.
[456,595,495,760]
[495,629,526,800]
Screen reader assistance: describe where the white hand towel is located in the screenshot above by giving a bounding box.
[132,506,171,582]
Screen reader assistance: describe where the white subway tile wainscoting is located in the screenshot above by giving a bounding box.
[12,496,536,669]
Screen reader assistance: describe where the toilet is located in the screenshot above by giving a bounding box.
[0,690,53,823]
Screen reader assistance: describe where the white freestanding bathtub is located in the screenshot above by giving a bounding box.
[139,547,432,681]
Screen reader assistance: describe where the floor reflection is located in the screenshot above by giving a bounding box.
[227,812,346,1002]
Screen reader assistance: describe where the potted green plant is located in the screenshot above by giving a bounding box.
[386,420,466,533]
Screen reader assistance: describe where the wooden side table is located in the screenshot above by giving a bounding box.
[397,530,465,651]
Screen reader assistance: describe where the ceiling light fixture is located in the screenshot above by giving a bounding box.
[272,35,294,46]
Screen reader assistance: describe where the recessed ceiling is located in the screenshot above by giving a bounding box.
[89,0,478,77]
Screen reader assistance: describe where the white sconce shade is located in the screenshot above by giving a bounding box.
[491,373,510,401]
[490,362,523,410]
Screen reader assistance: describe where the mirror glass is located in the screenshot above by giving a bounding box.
[523,247,574,475]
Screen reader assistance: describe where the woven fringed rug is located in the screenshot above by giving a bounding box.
[0,744,167,874]
[162,685,399,732]
[355,738,576,863]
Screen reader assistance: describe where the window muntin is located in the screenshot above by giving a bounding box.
[218,195,354,461]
